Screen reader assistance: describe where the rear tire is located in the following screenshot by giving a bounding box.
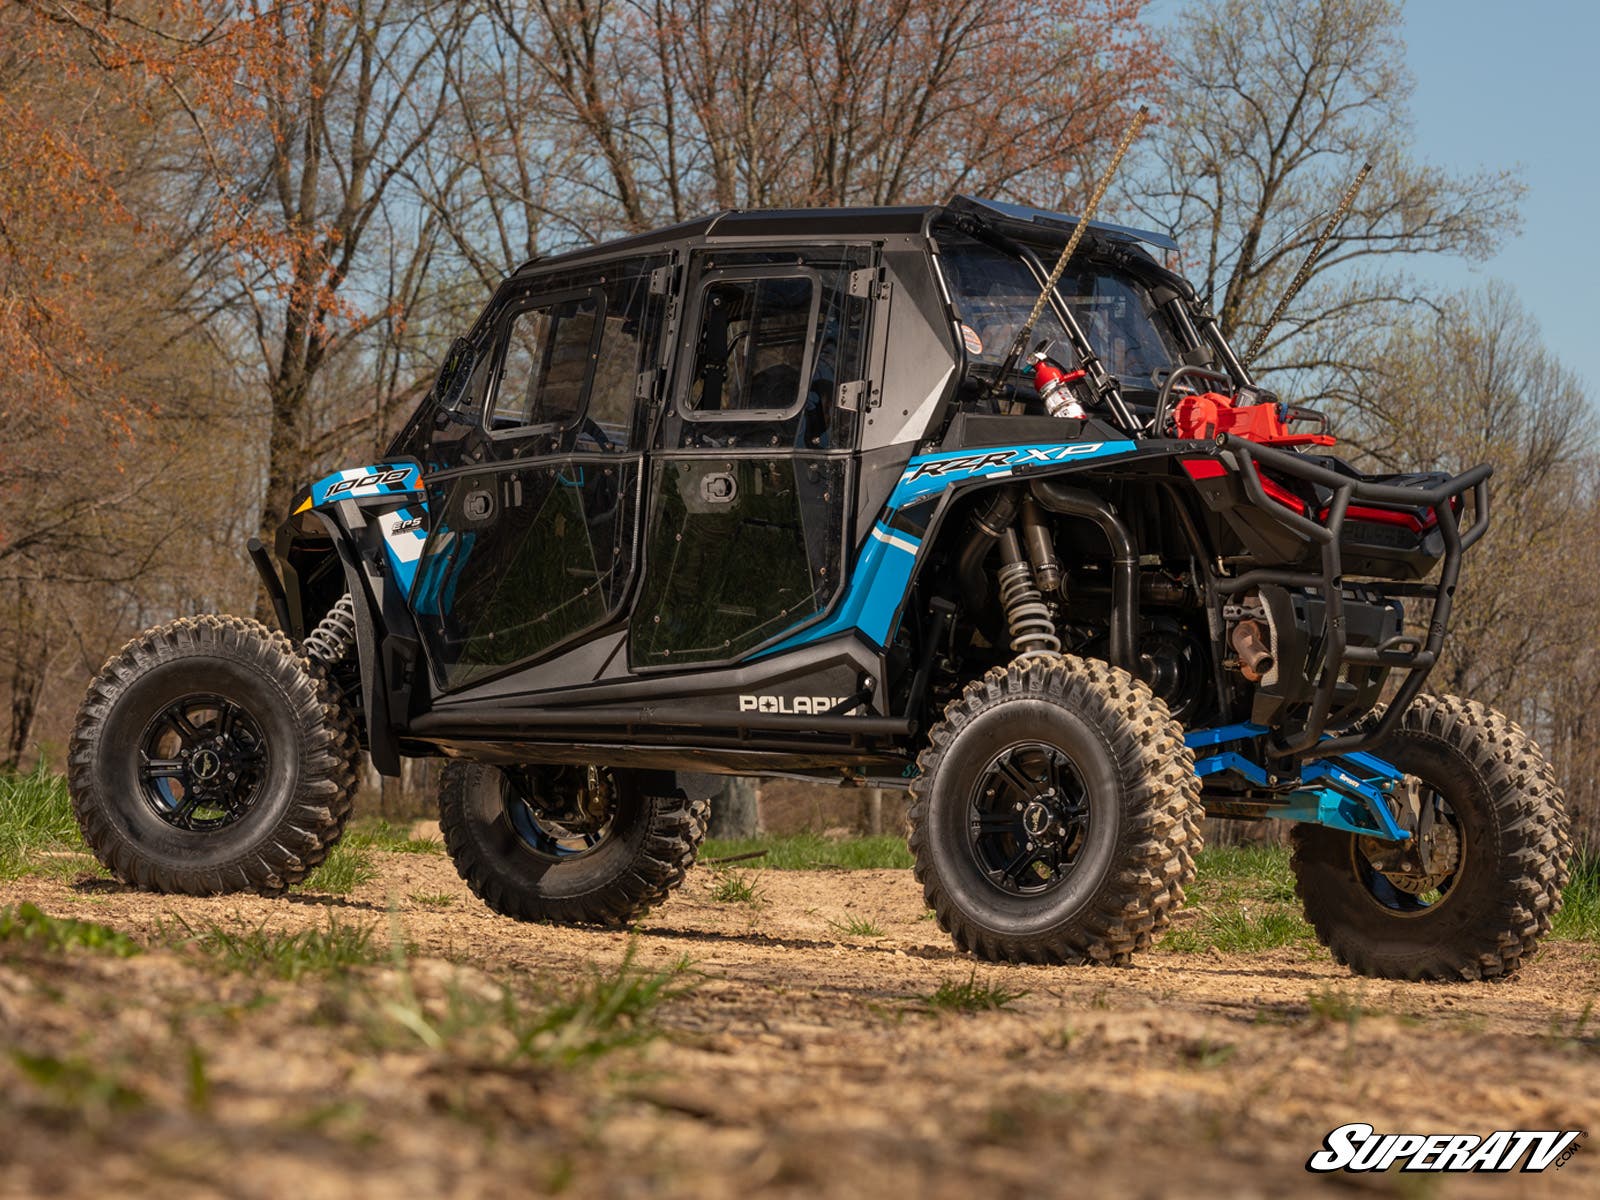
[440,762,703,927]
[909,655,1201,965]
[67,615,357,895]
[1292,694,1568,981]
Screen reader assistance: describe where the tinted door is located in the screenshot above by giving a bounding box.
[630,247,873,668]
[413,256,669,690]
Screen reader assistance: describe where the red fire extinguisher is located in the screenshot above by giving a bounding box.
[1027,341,1093,420]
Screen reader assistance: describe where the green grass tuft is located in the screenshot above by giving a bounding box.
[827,916,885,938]
[702,833,912,870]
[517,946,697,1067]
[1155,844,1313,955]
[923,969,1027,1013]
[165,914,379,980]
[1161,906,1314,954]
[11,1051,145,1119]
[1555,849,1600,943]
[355,818,444,855]
[296,835,379,895]
[708,867,765,906]
[296,819,444,894]
[0,902,141,956]
[0,765,86,878]
[1306,985,1371,1027]
[377,941,695,1067]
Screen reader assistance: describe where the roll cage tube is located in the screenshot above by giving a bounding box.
[1211,434,1492,759]
[1098,244,1254,391]
[947,215,1140,432]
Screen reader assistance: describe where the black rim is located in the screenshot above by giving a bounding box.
[136,694,270,831]
[966,741,1091,896]
[502,768,616,862]
[1352,784,1464,917]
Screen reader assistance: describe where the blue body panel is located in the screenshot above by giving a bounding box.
[307,461,423,507]
[761,440,1140,657]
[885,440,1138,508]
[765,522,923,655]
[305,461,430,600]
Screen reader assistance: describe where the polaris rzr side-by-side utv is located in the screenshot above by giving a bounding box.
[69,195,1570,980]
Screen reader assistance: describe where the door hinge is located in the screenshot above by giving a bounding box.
[847,268,881,299]
[836,379,876,413]
[650,265,675,295]
[634,369,659,401]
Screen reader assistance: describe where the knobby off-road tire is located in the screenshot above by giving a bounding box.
[68,615,358,895]
[440,762,705,927]
[909,655,1202,965]
[1292,694,1569,982]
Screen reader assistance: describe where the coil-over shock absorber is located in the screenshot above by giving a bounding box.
[302,593,358,668]
[996,529,1061,659]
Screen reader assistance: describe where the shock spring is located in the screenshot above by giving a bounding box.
[996,532,1061,659]
[303,593,358,667]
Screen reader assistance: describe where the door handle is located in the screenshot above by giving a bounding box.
[462,489,495,522]
[700,473,737,504]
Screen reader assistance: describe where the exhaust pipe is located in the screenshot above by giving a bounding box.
[1230,618,1275,682]
[1029,478,1138,675]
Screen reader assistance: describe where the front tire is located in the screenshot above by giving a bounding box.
[440,762,705,927]
[1291,694,1568,981]
[67,615,357,895]
[909,655,1201,965]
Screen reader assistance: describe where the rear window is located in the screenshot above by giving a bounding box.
[685,272,819,418]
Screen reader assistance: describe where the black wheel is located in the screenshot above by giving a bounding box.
[909,655,1201,965]
[1292,694,1569,981]
[68,616,358,895]
[439,762,703,927]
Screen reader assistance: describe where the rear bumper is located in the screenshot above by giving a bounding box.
[1212,435,1491,758]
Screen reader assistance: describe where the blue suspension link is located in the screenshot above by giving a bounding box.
[1184,724,1410,842]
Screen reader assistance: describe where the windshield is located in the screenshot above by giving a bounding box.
[936,238,1185,392]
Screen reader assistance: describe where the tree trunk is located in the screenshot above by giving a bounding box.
[860,787,884,836]
[708,776,760,839]
[3,583,51,772]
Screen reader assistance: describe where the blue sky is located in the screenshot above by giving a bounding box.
[1145,0,1598,396]
[1403,0,1597,394]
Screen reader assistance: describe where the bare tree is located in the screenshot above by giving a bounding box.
[1126,0,1522,377]
[157,1,472,545]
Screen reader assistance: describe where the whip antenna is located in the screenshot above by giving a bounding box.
[990,105,1152,394]
[1241,161,1372,369]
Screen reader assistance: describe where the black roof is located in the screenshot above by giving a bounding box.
[514,195,1177,277]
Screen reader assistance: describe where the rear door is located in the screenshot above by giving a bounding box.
[411,255,671,691]
[629,246,876,669]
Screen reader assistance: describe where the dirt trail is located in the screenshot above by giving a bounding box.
[2,854,1597,1198]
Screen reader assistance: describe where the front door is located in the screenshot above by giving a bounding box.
[412,255,671,691]
[630,246,875,669]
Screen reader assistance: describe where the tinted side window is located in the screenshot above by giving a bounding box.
[664,247,873,451]
[585,262,663,452]
[489,292,601,432]
[688,275,817,416]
